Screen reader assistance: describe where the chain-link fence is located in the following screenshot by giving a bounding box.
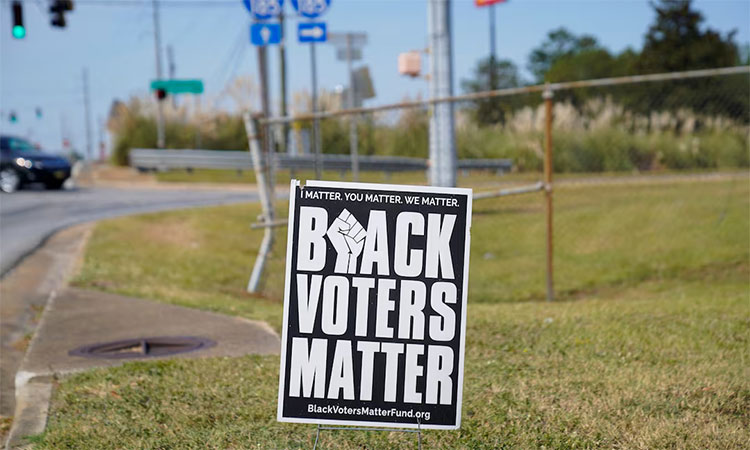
[252,66,749,300]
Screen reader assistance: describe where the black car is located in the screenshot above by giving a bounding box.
[0,135,72,193]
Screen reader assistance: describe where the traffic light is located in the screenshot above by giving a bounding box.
[50,0,74,28]
[155,89,167,101]
[11,1,25,39]
[9,111,18,123]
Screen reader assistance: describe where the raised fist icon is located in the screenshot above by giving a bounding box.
[326,208,366,273]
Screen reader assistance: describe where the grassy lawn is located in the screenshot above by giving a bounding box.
[155,168,425,185]
[154,167,541,189]
[34,176,749,448]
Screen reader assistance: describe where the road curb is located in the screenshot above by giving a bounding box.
[2,226,92,449]
[5,373,53,450]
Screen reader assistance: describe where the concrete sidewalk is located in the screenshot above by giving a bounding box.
[7,287,280,448]
[2,218,281,448]
[0,224,91,419]
[20,288,280,376]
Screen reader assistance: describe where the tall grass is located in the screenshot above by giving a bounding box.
[110,93,748,173]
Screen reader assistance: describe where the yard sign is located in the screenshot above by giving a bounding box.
[277,180,473,429]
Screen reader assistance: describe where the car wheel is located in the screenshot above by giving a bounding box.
[0,168,21,193]
[46,180,66,190]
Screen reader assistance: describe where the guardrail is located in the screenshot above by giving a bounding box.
[129,149,513,174]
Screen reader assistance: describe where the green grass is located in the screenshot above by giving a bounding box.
[33,176,750,448]
[154,168,428,185]
[153,167,543,189]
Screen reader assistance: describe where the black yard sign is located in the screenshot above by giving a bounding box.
[277,180,473,429]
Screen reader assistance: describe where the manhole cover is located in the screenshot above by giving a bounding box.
[69,336,216,360]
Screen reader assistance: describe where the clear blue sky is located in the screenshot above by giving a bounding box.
[1,0,748,153]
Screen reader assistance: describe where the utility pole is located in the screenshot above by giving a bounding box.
[97,115,105,161]
[152,0,165,148]
[489,3,497,90]
[427,0,456,187]
[278,11,289,154]
[167,44,176,108]
[345,34,360,181]
[82,68,93,160]
[60,113,67,151]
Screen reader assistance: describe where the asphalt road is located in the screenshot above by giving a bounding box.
[0,186,258,277]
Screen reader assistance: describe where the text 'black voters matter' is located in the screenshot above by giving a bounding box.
[277,180,473,430]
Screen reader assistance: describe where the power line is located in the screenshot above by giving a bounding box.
[1,0,240,7]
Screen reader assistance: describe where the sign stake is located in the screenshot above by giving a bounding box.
[312,421,423,450]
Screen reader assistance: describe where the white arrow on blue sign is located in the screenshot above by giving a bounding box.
[290,0,330,19]
[298,22,326,43]
[251,23,282,46]
[243,0,283,20]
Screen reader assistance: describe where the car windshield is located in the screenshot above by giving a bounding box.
[3,137,39,153]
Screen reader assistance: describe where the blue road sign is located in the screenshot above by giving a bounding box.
[290,0,330,19]
[251,23,282,46]
[298,22,326,43]
[243,0,283,21]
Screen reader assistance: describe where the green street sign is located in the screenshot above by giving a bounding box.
[150,79,204,94]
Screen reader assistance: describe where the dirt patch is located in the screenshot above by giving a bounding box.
[10,334,32,352]
[92,164,156,184]
[0,416,12,443]
[142,219,201,249]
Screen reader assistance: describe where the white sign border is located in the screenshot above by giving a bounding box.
[276,179,473,430]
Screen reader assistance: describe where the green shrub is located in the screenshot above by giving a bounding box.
[109,97,747,173]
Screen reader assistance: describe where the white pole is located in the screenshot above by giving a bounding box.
[427,0,456,187]
[244,113,275,293]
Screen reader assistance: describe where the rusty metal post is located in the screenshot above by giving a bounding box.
[543,85,554,302]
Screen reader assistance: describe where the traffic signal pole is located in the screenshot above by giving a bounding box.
[152,0,165,148]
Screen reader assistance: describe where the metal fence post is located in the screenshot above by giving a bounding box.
[244,112,275,294]
[543,85,554,302]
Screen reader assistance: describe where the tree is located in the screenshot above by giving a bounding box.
[527,28,601,83]
[461,57,524,125]
[634,0,746,123]
[638,0,737,74]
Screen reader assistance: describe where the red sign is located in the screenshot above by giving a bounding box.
[475,0,506,6]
